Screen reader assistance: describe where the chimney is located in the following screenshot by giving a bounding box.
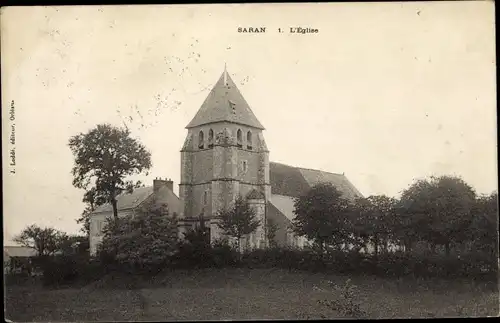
[153,177,174,193]
[166,178,173,191]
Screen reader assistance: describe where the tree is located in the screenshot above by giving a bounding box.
[99,203,178,272]
[57,234,90,255]
[469,192,498,257]
[68,124,152,225]
[182,212,211,250]
[77,206,92,236]
[76,187,107,236]
[399,176,476,255]
[266,218,279,248]
[216,196,261,253]
[350,195,397,258]
[178,215,212,268]
[13,225,67,256]
[292,183,351,255]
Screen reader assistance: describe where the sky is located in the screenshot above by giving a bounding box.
[2,2,497,244]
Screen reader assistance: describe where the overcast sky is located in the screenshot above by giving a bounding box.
[2,2,496,244]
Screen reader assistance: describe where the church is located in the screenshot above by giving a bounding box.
[89,68,363,255]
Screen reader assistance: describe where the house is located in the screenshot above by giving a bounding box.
[89,67,363,254]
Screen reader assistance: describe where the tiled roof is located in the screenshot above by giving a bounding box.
[186,70,265,129]
[269,162,310,198]
[4,246,37,258]
[93,186,154,213]
[297,167,363,201]
[269,194,296,222]
[270,162,363,200]
[91,185,181,216]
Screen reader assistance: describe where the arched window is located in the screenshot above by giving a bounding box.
[208,129,214,148]
[198,130,204,149]
[247,131,253,150]
[236,129,243,148]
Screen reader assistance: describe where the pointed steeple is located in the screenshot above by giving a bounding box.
[186,68,264,130]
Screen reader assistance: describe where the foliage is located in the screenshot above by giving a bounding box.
[292,183,351,252]
[210,239,240,268]
[58,234,90,255]
[241,246,319,271]
[206,242,498,279]
[469,192,498,258]
[76,207,93,236]
[76,187,108,236]
[32,254,104,287]
[175,223,212,268]
[99,203,178,273]
[266,218,279,248]
[350,195,398,257]
[68,123,152,221]
[399,176,477,254]
[216,196,261,252]
[13,225,68,256]
[183,225,211,249]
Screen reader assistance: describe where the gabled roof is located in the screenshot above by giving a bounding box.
[154,185,181,215]
[270,162,363,201]
[247,189,265,200]
[4,246,37,258]
[186,70,265,130]
[93,186,154,213]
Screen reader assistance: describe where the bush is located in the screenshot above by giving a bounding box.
[32,254,105,287]
[99,204,179,275]
[140,235,498,280]
[172,237,239,269]
[173,227,213,269]
[240,247,279,269]
[238,247,324,272]
[242,247,497,280]
[211,239,239,268]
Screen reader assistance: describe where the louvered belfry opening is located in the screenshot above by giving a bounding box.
[208,129,214,148]
[237,129,243,148]
[198,130,204,149]
[247,131,253,150]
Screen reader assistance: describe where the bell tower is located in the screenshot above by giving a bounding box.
[179,67,270,247]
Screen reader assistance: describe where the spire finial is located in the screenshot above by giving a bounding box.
[224,63,227,86]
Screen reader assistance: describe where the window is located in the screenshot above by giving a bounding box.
[208,129,214,148]
[198,130,204,149]
[242,160,248,172]
[203,190,208,205]
[229,100,236,114]
[96,220,103,236]
[247,131,253,150]
[236,129,242,148]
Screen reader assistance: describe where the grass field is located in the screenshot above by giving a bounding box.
[5,268,498,321]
